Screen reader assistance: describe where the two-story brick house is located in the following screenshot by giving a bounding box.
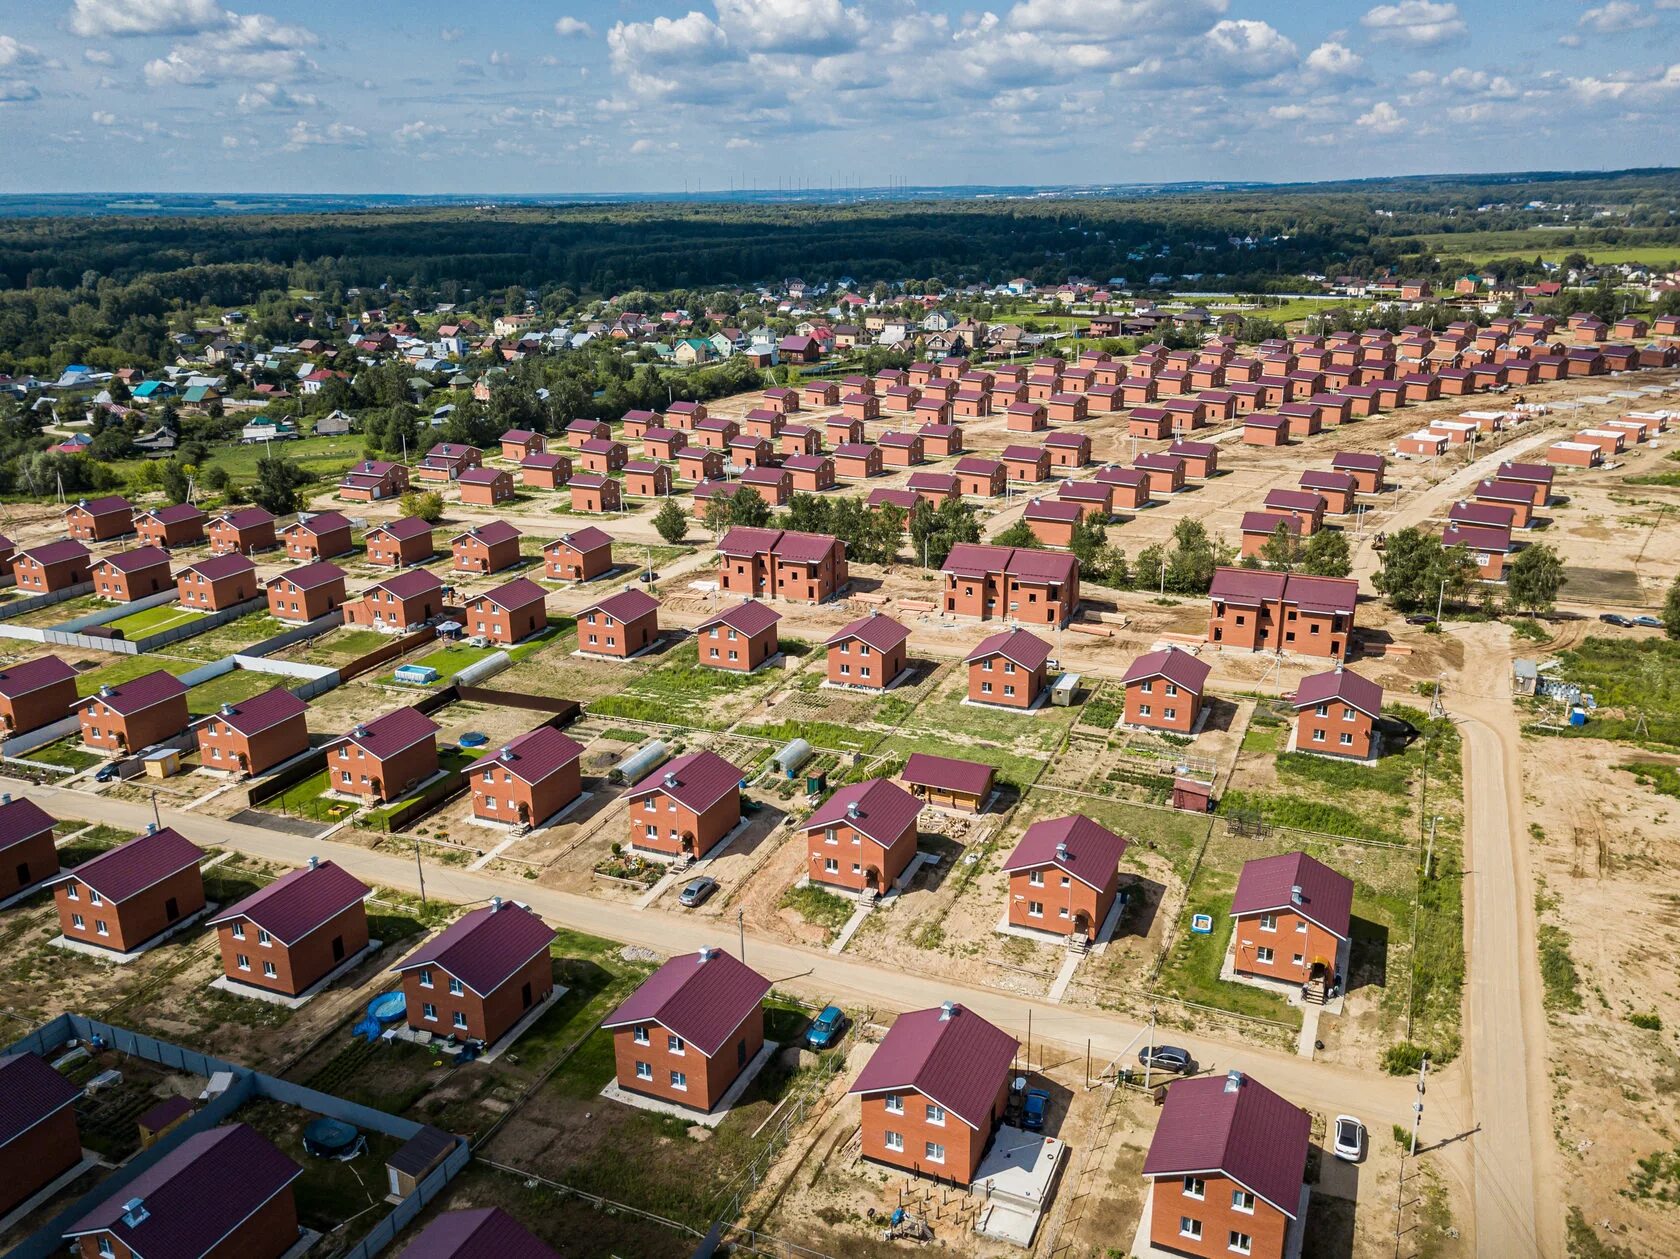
[194,686,310,777]
[327,707,440,803]
[207,857,370,998]
[577,588,660,658]
[695,599,781,672]
[52,824,204,954]
[364,516,436,567]
[79,671,189,753]
[345,569,444,632]
[1289,666,1382,761]
[799,777,923,895]
[266,561,347,623]
[467,577,547,645]
[825,612,911,689]
[393,899,555,1047]
[282,511,354,562]
[176,553,258,611]
[471,726,584,829]
[624,749,743,860]
[1001,814,1127,941]
[544,527,615,582]
[0,655,77,737]
[1230,850,1352,997]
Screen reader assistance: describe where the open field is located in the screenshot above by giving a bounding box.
[1394,228,1680,266]
[100,603,207,637]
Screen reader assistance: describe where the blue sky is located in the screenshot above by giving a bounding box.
[0,0,1677,193]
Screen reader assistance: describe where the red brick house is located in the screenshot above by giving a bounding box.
[1299,470,1356,515]
[578,587,660,658]
[780,425,822,457]
[826,612,910,689]
[267,561,347,623]
[1207,569,1356,659]
[1166,439,1218,478]
[416,442,483,482]
[942,544,1079,627]
[195,686,309,777]
[450,521,522,576]
[500,428,546,460]
[0,655,78,737]
[1240,511,1300,559]
[1243,413,1289,447]
[0,1051,82,1218]
[1291,666,1381,761]
[1230,850,1352,994]
[1006,402,1047,433]
[282,511,354,562]
[365,516,436,567]
[1331,452,1385,494]
[345,569,444,632]
[1002,813,1127,941]
[920,422,964,456]
[566,420,612,448]
[134,503,207,549]
[801,777,922,895]
[1262,488,1326,535]
[80,671,189,753]
[1003,445,1050,484]
[176,552,258,611]
[64,495,134,543]
[784,454,836,492]
[697,599,781,672]
[966,628,1051,709]
[64,1123,303,1259]
[468,577,548,645]
[1122,646,1212,734]
[849,1003,1017,1185]
[626,749,744,859]
[604,949,771,1113]
[393,900,555,1047]
[208,507,276,555]
[954,457,1006,498]
[458,466,516,506]
[208,858,370,997]
[716,528,848,604]
[330,707,440,802]
[0,794,59,901]
[53,825,204,954]
[834,442,884,479]
[544,527,615,582]
[13,539,92,593]
[339,459,409,503]
[1142,1071,1310,1259]
[1135,452,1187,496]
[624,460,675,498]
[521,451,573,490]
[471,726,584,828]
[569,473,622,513]
[1493,460,1555,506]
[1472,479,1535,527]
[1442,521,1515,580]
[644,427,688,460]
[92,546,172,602]
[1044,431,1092,469]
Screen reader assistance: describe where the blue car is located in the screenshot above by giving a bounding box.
[806,1005,847,1050]
[1022,1089,1051,1132]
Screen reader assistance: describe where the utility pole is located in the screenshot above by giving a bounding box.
[1435,576,1447,623]
[1410,1054,1429,1156]
[737,908,745,962]
[150,790,161,830]
[1425,815,1440,879]
[414,839,427,904]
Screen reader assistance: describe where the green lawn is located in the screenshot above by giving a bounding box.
[381,623,567,685]
[589,641,781,725]
[20,739,102,772]
[1153,872,1302,1028]
[186,669,287,716]
[110,433,369,491]
[1549,637,1680,748]
[102,604,208,638]
[163,611,290,661]
[297,626,390,666]
[73,654,201,697]
[268,768,360,823]
[1394,229,1680,268]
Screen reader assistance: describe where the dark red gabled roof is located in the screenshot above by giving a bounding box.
[139,503,206,526]
[900,753,995,798]
[1230,850,1352,939]
[89,669,187,716]
[581,586,658,623]
[848,1004,1018,1130]
[178,552,255,582]
[213,507,274,530]
[207,859,369,944]
[1291,666,1383,718]
[66,1124,302,1258]
[547,526,614,556]
[800,777,922,848]
[0,794,54,854]
[482,726,583,786]
[1121,645,1211,694]
[1001,814,1128,890]
[0,1051,81,1148]
[698,599,781,637]
[20,538,91,567]
[57,826,202,903]
[965,628,1051,671]
[393,901,555,996]
[479,577,547,611]
[1143,1072,1310,1219]
[825,611,909,653]
[371,515,435,542]
[369,569,443,601]
[627,750,743,813]
[340,706,439,760]
[277,560,346,591]
[1442,522,1513,553]
[399,1208,560,1259]
[1242,510,1300,536]
[603,949,770,1057]
[98,546,171,575]
[288,510,351,536]
[0,653,77,699]
[1264,488,1326,514]
[452,520,521,547]
[67,495,132,518]
[715,526,782,558]
[198,685,306,737]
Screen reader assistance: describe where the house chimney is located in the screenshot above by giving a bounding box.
[353,723,368,739]
[698,946,715,964]
[145,822,158,835]
[121,1198,149,1228]
[308,855,319,870]
[846,800,860,820]
[939,1000,956,1021]
[98,684,113,699]
[499,746,513,762]
[1224,1069,1243,1094]
[663,772,679,789]
[220,702,235,716]
[491,896,503,912]
[1055,841,1069,861]
[1290,884,1304,905]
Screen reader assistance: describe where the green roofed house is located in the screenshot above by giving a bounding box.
[674,338,714,366]
[181,385,220,406]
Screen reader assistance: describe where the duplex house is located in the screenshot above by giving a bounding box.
[965,628,1052,709]
[1230,850,1352,995]
[0,1050,83,1217]
[64,495,133,542]
[207,507,276,555]
[134,502,207,548]
[471,726,584,829]
[80,671,189,753]
[338,458,409,502]
[0,793,59,901]
[177,552,258,611]
[848,1003,1017,1185]
[603,948,771,1112]
[578,587,660,658]
[92,546,172,602]
[716,528,849,604]
[365,516,436,567]
[697,599,781,672]
[266,561,347,623]
[1207,568,1357,659]
[1290,665,1382,761]
[345,569,444,632]
[1121,646,1212,734]
[64,1123,302,1259]
[415,442,482,482]
[467,576,548,645]
[1141,1071,1310,1259]
[282,510,355,562]
[194,686,310,777]
[13,539,92,593]
[941,543,1080,627]
[0,655,77,736]
[53,825,204,954]
[625,749,744,860]
[393,899,556,1047]
[207,858,370,998]
[328,707,440,802]
[545,527,615,581]
[1001,813,1128,941]
[800,777,923,895]
[825,612,911,689]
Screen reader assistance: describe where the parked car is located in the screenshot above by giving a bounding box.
[1405,614,1436,626]
[1022,1088,1052,1132]
[677,876,717,907]
[1633,615,1663,629]
[1599,613,1634,627]
[805,1005,847,1050]
[1137,1045,1194,1074]
[1333,1114,1367,1162]
[94,763,119,783]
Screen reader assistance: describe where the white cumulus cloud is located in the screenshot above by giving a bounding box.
[1579,1,1658,32]
[69,0,227,38]
[554,17,594,38]
[1361,1,1467,47]
[1357,100,1406,132]
[1304,41,1363,78]
[0,35,46,68]
[283,120,367,150]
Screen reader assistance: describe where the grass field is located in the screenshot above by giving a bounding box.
[1550,637,1680,748]
[72,654,200,697]
[102,604,207,638]
[111,433,367,492]
[21,739,101,771]
[381,622,567,685]
[185,668,287,716]
[1394,229,1680,267]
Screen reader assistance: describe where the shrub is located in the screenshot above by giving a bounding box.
[1382,1041,1427,1075]
[1630,1011,1663,1031]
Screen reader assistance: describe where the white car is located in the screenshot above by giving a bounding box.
[1333,1114,1366,1162]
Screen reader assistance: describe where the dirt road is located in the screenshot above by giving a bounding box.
[1447,628,1561,1259]
[29,780,1463,1142]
